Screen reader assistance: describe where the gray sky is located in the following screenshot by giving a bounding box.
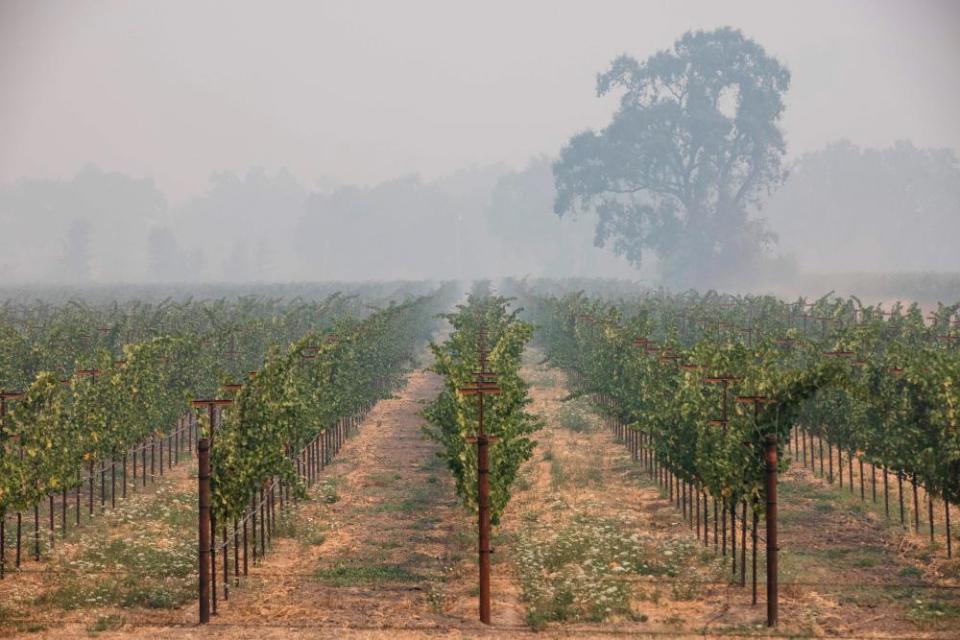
[1,0,958,201]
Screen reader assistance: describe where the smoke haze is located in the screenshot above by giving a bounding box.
[1,1,958,284]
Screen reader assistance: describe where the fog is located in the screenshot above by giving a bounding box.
[1,1,958,287]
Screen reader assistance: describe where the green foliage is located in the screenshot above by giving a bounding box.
[556,400,594,432]
[510,281,960,517]
[424,284,540,525]
[0,285,452,521]
[515,516,692,628]
[315,562,420,586]
[210,294,443,521]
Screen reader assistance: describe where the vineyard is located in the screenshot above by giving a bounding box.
[0,280,958,638]
[506,280,960,633]
[0,285,452,632]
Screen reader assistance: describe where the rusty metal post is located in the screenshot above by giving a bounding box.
[1,391,24,577]
[740,499,747,586]
[819,437,825,477]
[765,434,778,627]
[251,495,258,564]
[33,503,39,560]
[198,437,211,624]
[695,486,701,541]
[946,501,952,558]
[912,476,920,533]
[460,329,500,625]
[884,466,890,517]
[704,490,709,547]
[89,460,95,515]
[260,486,266,556]
[752,504,758,605]
[730,499,736,573]
[243,511,249,574]
[223,526,229,600]
[898,472,905,525]
[15,511,21,568]
[211,517,218,614]
[477,432,492,624]
[234,518,240,583]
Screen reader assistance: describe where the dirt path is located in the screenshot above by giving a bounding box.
[454,352,730,637]
[201,367,474,635]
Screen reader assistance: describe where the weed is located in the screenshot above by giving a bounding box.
[426,582,446,613]
[514,473,533,491]
[315,562,420,586]
[317,479,340,504]
[670,573,703,600]
[370,485,435,513]
[938,559,960,579]
[907,598,960,625]
[556,403,593,433]
[274,512,328,545]
[515,515,693,628]
[549,458,566,489]
[571,458,604,488]
[899,565,923,579]
[38,486,196,611]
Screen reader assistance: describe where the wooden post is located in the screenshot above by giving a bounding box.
[765,434,778,627]
[477,433,492,623]
[740,499,747,587]
[946,501,952,559]
[459,329,501,625]
[752,505,758,605]
[198,438,211,624]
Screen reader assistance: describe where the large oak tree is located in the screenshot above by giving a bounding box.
[554,27,790,286]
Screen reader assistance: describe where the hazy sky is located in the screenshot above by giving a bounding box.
[2,0,958,201]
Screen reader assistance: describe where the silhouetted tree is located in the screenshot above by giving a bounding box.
[554,27,790,286]
[0,165,166,280]
[60,218,92,281]
[147,226,202,281]
[765,140,960,272]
